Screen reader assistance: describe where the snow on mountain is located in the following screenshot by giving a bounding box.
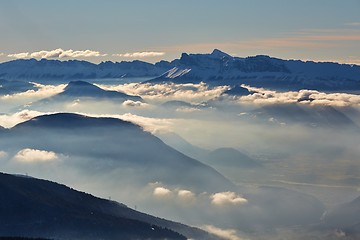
[0,59,168,80]
[1,50,360,91]
[149,49,360,91]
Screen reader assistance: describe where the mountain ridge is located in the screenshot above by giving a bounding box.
[0,172,216,240]
[1,50,360,91]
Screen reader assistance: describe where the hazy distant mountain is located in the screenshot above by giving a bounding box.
[50,80,142,102]
[248,104,359,128]
[1,113,234,192]
[316,195,360,237]
[203,148,261,168]
[0,79,35,94]
[0,59,168,80]
[223,85,253,96]
[1,50,359,91]
[155,131,210,160]
[0,172,216,240]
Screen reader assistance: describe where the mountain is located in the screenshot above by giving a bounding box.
[53,80,141,101]
[1,50,359,91]
[223,85,253,96]
[0,79,35,95]
[0,172,216,240]
[155,131,210,160]
[0,59,168,80]
[317,195,360,237]
[203,148,261,168]
[148,49,360,91]
[247,104,359,129]
[1,113,234,193]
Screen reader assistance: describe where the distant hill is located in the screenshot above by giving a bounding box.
[1,113,234,193]
[0,172,216,240]
[203,148,261,168]
[40,81,143,104]
[247,104,360,129]
[319,195,360,236]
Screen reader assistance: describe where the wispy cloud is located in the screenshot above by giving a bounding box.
[8,48,107,59]
[345,22,360,27]
[0,151,8,159]
[113,51,165,58]
[202,225,247,240]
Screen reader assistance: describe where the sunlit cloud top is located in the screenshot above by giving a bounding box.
[113,52,165,58]
[8,48,107,59]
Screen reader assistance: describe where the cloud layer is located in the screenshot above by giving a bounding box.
[8,48,107,59]
[113,51,165,58]
[99,82,228,103]
[237,85,360,107]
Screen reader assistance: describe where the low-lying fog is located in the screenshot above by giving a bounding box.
[1,80,360,239]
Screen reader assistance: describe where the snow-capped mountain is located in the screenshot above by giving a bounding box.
[0,58,168,80]
[149,49,360,91]
[1,50,360,91]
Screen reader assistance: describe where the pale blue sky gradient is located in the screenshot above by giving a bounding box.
[0,0,359,63]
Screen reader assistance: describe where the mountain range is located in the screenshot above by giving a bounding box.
[1,113,234,193]
[1,50,360,91]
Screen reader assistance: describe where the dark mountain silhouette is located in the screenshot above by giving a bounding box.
[0,172,216,240]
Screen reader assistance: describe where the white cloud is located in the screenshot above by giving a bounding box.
[177,189,195,201]
[153,187,173,199]
[0,151,8,159]
[0,110,51,128]
[8,48,107,59]
[122,100,150,108]
[202,225,246,240]
[238,85,360,107]
[113,51,165,58]
[211,192,248,206]
[98,82,228,103]
[14,148,59,163]
[8,52,29,59]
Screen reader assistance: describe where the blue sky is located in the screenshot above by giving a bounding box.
[0,0,359,63]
